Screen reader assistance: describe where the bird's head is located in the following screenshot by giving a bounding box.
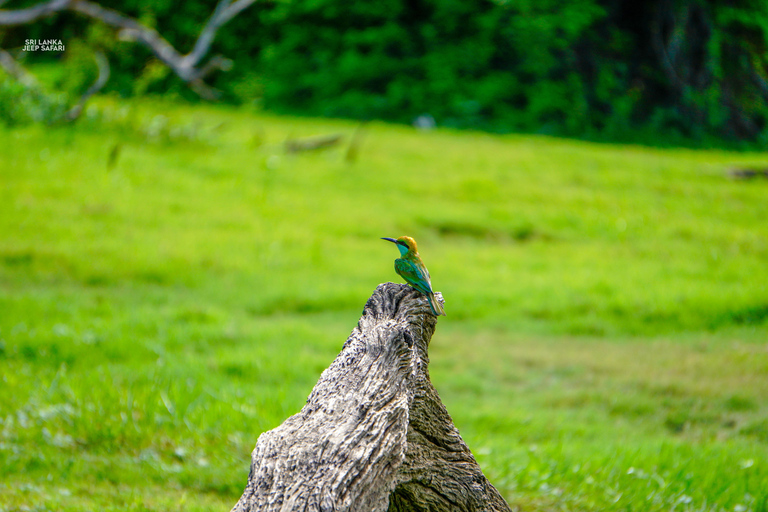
[382,236,418,256]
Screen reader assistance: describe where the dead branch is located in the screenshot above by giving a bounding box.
[0,0,69,25]
[284,133,344,153]
[0,48,38,87]
[0,0,257,99]
[727,168,768,181]
[182,0,255,72]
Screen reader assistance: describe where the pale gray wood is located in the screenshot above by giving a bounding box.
[231,282,511,512]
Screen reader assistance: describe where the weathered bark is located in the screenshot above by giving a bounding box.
[231,282,511,512]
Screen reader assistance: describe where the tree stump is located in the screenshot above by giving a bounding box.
[231,282,511,512]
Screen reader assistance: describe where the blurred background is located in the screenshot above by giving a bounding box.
[1,1,767,511]
[3,0,768,144]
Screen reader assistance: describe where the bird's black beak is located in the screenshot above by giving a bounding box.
[381,237,398,244]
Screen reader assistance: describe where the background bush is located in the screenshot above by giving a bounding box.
[2,0,768,144]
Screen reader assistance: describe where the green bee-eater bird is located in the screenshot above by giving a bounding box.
[382,236,446,316]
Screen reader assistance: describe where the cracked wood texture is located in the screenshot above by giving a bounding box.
[231,282,511,512]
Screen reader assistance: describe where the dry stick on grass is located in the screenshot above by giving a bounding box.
[231,282,511,512]
[345,121,369,163]
[727,168,768,180]
[284,133,344,153]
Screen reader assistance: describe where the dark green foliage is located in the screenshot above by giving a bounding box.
[256,0,768,142]
[255,0,603,131]
[0,76,67,126]
[2,0,768,143]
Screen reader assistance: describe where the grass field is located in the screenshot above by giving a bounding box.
[1,96,767,511]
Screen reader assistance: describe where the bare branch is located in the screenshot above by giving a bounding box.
[66,50,109,121]
[69,1,196,79]
[0,48,39,87]
[0,0,70,25]
[0,0,257,99]
[182,0,257,70]
[284,133,344,153]
[728,167,768,181]
[195,54,232,80]
[188,78,221,101]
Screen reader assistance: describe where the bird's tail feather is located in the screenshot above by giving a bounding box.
[428,292,446,316]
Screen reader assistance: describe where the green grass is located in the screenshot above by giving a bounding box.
[1,96,767,511]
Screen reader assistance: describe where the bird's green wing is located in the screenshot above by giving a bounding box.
[395,258,433,295]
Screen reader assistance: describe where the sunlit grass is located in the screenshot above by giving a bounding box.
[1,96,767,510]
[434,330,768,510]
